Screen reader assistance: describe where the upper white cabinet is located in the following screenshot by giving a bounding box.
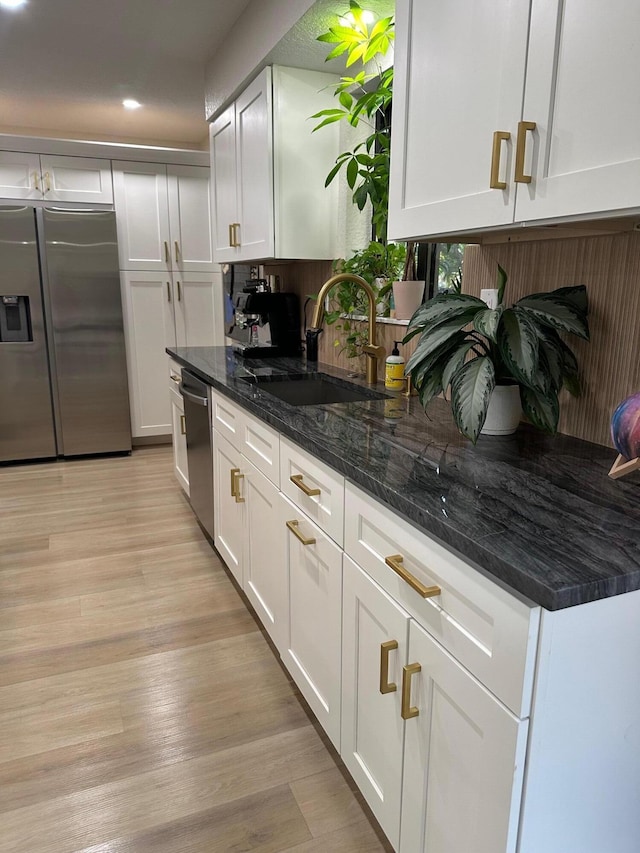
[0,151,113,203]
[113,161,213,272]
[388,0,640,240]
[209,65,340,263]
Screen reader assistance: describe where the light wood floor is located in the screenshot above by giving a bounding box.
[0,446,392,853]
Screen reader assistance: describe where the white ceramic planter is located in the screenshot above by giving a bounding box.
[392,280,425,320]
[481,384,522,436]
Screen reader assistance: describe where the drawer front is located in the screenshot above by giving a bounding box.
[211,392,244,449]
[344,483,539,717]
[280,436,345,545]
[168,358,183,407]
[240,409,280,487]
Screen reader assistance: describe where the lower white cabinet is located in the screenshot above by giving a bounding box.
[168,363,188,495]
[213,431,244,586]
[281,493,343,748]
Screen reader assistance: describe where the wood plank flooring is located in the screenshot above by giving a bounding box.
[0,447,392,853]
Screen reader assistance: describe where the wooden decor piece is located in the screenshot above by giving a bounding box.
[609,454,640,479]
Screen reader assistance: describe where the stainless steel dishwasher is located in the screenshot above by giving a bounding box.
[179,369,214,540]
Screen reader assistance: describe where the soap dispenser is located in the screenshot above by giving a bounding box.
[385,340,406,390]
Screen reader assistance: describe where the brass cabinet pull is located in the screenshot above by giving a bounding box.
[290,473,320,497]
[286,519,316,546]
[230,468,245,503]
[232,223,241,247]
[177,281,182,302]
[228,223,234,248]
[44,171,51,193]
[384,555,441,599]
[380,640,398,694]
[170,372,180,383]
[179,414,186,435]
[166,281,171,302]
[174,240,180,263]
[515,120,536,184]
[401,663,421,720]
[164,241,170,263]
[490,130,510,189]
[33,171,41,192]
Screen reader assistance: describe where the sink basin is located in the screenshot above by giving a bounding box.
[240,372,388,406]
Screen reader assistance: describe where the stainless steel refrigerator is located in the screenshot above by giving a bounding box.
[0,205,131,462]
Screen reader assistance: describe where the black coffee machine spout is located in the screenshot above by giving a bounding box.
[305,328,321,362]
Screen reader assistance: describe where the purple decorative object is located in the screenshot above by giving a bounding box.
[611,392,640,461]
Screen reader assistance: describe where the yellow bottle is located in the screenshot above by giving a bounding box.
[385,341,406,390]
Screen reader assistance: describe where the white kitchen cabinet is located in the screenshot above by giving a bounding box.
[168,363,189,495]
[121,271,219,437]
[213,431,244,586]
[388,0,640,241]
[399,620,528,853]
[113,161,213,272]
[342,555,409,849]
[0,151,112,203]
[281,493,343,748]
[209,65,340,263]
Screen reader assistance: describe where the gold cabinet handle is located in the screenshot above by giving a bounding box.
[286,519,316,546]
[33,171,41,192]
[174,240,180,263]
[490,130,510,190]
[230,468,245,503]
[44,171,51,193]
[515,120,537,184]
[290,473,320,497]
[380,640,398,694]
[164,241,170,263]
[180,414,186,435]
[177,280,182,302]
[232,223,241,247]
[401,663,421,720]
[166,281,171,302]
[385,555,441,599]
[170,372,180,383]
[228,223,234,248]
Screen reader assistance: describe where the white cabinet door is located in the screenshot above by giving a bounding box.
[0,151,42,199]
[167,165,214,272]
[235,67,275,261]
[243,459,285,649]
[213,431,244,585]
[173,272,216,348]
[341,555,410,850]
[388,0,530,241]
[170,389,189,495]
[281,494,343,748]
[399,620,528,853]
[40,155,113,204]
[210,106,239,263]
[515,0,640,223]
[113,162,171,270]
[121,271,176,437]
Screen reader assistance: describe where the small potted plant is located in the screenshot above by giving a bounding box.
[337,240,406,315]
[392,241,425,319]
[403,265,590,442]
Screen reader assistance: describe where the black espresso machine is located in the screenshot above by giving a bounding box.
[227,278,301,358]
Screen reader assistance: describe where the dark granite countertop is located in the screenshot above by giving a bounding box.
[168,346,640,611]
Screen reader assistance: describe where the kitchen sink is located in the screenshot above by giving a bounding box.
[239,372,388,406]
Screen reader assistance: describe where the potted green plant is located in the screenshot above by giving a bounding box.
[403,265,590,443]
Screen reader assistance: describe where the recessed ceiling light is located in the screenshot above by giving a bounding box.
[122,99,142,110]
[0,0,27,8]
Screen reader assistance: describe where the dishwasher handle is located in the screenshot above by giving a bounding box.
[179,382,208,407]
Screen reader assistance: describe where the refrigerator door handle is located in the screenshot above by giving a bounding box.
[179,382,207,407]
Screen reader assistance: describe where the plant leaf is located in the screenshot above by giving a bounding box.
[497,264,508,305]
[405,318,477,375]
[515,292,590,340]
[520,386,560,433]
[473,306,503,343]
[538,336,564,392]
[498,308,539,385]
[552,284,588,315]
[442,341,475,391]
[407,293,487,333]
[450,357,496,444]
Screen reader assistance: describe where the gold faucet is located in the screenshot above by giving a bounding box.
[309,273,386,385]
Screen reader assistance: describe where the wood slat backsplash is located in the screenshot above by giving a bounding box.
[463,234,640,448]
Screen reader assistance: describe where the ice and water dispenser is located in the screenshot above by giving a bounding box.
[0,296,32,342]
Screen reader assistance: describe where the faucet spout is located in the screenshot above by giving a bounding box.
[309,273,385,385]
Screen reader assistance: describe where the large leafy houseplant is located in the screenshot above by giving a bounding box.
[403,266,590,443]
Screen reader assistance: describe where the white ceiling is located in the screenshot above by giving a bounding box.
[0,0,253,149]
